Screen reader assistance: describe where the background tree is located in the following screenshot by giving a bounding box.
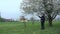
[0,12,4,22]
[21,0,60,26]
[30,15,35,24]
[20,16,26,27]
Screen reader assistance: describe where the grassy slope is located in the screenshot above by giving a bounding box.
[0,21,60,34]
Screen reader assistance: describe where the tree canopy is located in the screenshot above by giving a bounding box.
[21,0,60,20]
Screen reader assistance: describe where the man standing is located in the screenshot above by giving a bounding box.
[38,14,45,30]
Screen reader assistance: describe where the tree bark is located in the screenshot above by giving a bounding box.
[48,15,53,27]
[41,21,45,30]
[38,16,45,30]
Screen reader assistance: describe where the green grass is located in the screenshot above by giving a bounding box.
[0,21,60,34]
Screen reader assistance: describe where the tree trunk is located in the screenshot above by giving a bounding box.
[23,22,26,28]
[48,15,53,27]
[41,21,45,30]
[32,21,34,24]
[48,18,52,26]
[38,16,45,30]
[39,18,45,30]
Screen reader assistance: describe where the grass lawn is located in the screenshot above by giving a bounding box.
[0,21,60,34]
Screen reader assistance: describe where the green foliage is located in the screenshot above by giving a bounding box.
[0,17,4,22]
[0,21,60,34]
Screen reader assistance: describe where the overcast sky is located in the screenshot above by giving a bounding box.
[0,0,60,20]
[0,0,23,20]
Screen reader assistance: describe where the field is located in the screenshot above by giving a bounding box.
[0,21,60,34]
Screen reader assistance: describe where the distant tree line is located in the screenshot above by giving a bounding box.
[0,17,4,22]
[0,17,15,22]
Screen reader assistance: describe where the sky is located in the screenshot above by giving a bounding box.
[0,0,60,20]
[0,0,23,20]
